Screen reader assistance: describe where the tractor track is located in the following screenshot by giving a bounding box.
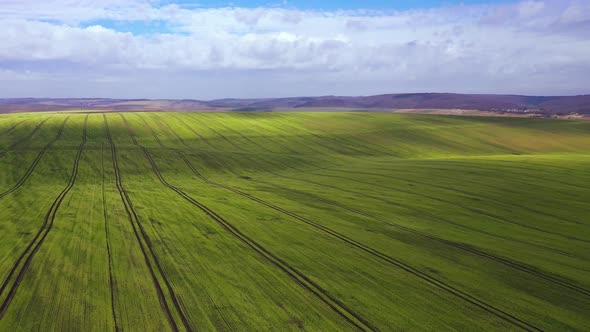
[360,161,589,198]
[177,152,542,331]
[270,115,383,156]
[253,152,589,244]
[237,118,303,155]
[130,112,374,331]
[276,154,588,225]
[153,112,283,156]
[208,118,278,154]
[186,156,590,297]
[136,114,164,147]
[220,153,580,261]
[271,160,590,244]
[0,119,27,137]
[169,113,220,151]
[186,114,245,151]
[433,159,590,185]
[148,113,186,147]
[0,115,87,319]
[0,116,70,199]
[100,134,119,332]
[481,158,590,175]
[139,146,376,332]
[311,163,586,226]
[104,114,191,332]
[0,117,51,159]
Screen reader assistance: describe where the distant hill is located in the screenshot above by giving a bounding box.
[1,93,589,114]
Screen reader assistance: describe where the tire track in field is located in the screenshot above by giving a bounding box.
[136,114,165,148]
[242,155,581,260]
[0,116,70,200]
[163,114,540,330]
[0,115,87,319]
[485,158,590,175]
[107,114,192,332]
[139,147,377,332]
[415,162,590,196]
[313,163,585,226]
[340,160,590,213]
[270,118,365,156]
[0,117,51,159]
[211,150,583,259]
[100,135,119,332]
[236,113,338,155]
[270,158,590,244]
[187,156,590,297]
[138,114,163,147]
[168,113,221,151]
[176,152,542,331]
[116,113,138,145]
[361,161,589,198]
[148,113,187,147]
[207,117,279,154]
[270,114,384,156]
[132,112,375,331]
[233,115,303,155]
[450,159,590,184]
[0,119,27,137]
[185,114,246,151]
[135,114,374,330]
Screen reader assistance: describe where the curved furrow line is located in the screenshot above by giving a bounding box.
[0,116,70,200]
[154,113,288,157]
[136,114,164,148]
[345,161,590,212]
[111,114,192,332]
[270,115,384,156]
[228,154,582,261]
[100,136,119,332]
[115,113,138,145]
[443,159,590,184]
[186,114,246,151]
[314,164,585,226]
[237,118,305,155]
[0,119,27,137]
[270,158,590,244]
[231,113,332,155]
[207,118,278,154]
[278,155,588,225]
[482,158,590,175]
[183,156,590,297]
[140,146,376,332]
[169,113,221,151]
[0,117,51,159]
[148,113,187,147]
[0,115,87,318]
[325,154,590,194]
[360,161,589,197]
[177,152,543,331]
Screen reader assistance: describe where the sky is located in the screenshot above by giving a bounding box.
[0,0,588,99]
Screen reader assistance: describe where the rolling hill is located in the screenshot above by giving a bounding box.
[1,93,589,114]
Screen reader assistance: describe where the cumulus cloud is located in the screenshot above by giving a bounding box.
[0,0,588,98]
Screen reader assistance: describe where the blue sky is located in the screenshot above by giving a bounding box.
[85,0,519,35]
[161,0,515,10]
[0,0,588,99]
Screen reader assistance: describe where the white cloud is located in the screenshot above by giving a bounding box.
[0,1,588,98]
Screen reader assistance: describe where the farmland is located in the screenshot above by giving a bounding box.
[0,111,589,331]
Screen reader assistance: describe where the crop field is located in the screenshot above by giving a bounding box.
[0,111,588,331]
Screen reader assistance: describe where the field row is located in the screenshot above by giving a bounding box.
[0,112,588,330]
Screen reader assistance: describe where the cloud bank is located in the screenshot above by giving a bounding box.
[0,0,588,98]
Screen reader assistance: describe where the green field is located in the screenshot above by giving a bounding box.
[0,111,589,331]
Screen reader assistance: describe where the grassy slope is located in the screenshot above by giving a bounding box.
[0,111,588,331]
